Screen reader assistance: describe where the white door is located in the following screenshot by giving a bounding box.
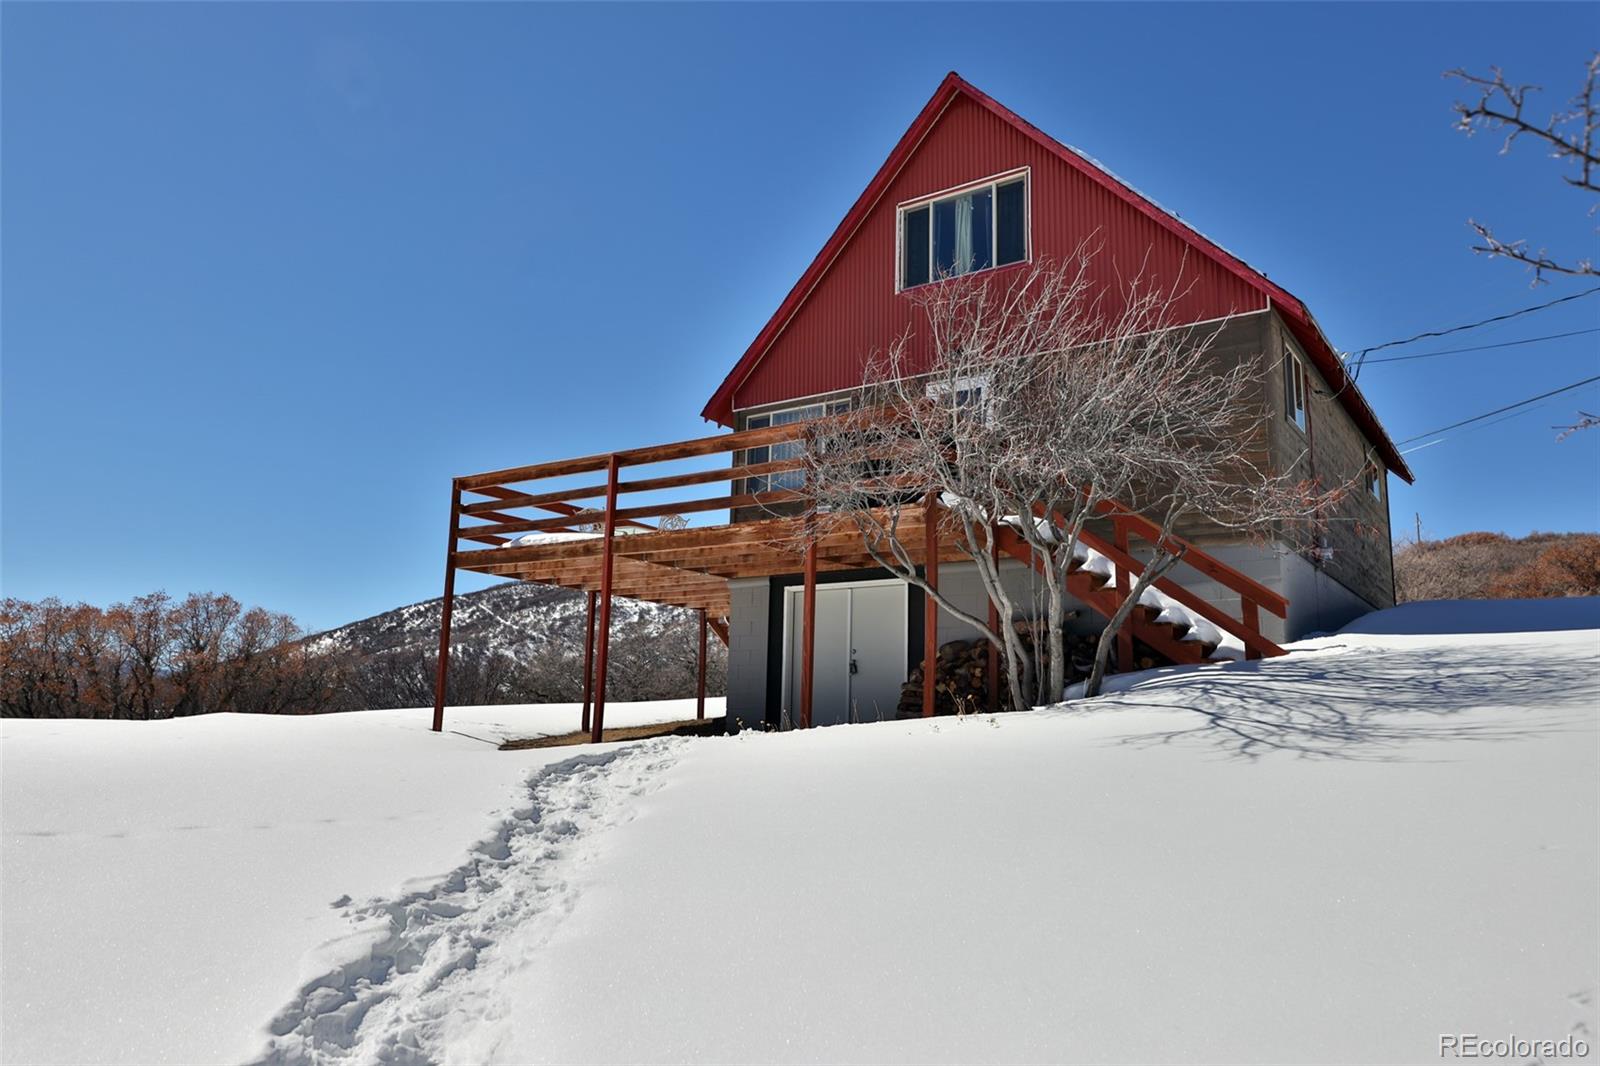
[785,581,907,727]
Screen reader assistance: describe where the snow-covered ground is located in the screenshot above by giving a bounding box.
[0,699,718,1066]
[3,604,1597,1065]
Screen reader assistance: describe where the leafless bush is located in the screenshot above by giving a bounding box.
[1395,531,1600,602]
[2,585,726,719]
[1,593,346,719]
[801,251,1341,705]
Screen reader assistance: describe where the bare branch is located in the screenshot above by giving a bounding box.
[1556,410,1600,441]
[1447,52,1600,284]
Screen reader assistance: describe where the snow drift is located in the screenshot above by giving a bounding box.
[3,604,1596,1065]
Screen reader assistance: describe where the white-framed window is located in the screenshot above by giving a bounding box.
[1282,344,1309,433]
[926,373,991,419]
[744,399,851,493]
[1364,456,1384,501]
[898,170,1029,290]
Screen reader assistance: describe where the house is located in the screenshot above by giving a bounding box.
[430,73,1413,737]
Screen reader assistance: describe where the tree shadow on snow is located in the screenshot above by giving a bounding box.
[1054,641,1598,762]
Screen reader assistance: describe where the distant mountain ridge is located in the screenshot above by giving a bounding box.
[312,581,726,708]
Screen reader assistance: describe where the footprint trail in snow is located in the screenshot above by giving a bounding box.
[251,739,682,1065]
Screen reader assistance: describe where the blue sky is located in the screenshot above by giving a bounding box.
[3,2,1596,632]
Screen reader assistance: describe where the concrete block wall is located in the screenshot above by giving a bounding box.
[721,537,1379,733]
[1265,312,1395,610]
[931,558,1102,645]
[725,577,770,729]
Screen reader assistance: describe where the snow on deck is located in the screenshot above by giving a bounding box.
[3,609,1597,1065]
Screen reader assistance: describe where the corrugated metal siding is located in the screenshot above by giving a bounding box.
[734,95,1265,411]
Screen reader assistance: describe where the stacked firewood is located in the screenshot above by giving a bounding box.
[896,618,1170,718]
[895,638,992,718]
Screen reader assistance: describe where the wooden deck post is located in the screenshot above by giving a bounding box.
[696,607,708,720]
[590,454,621,744]
[799,532,817,730]
[923,491,939,718]
[1242,600,1262,661]
[432,483,462,733]
[580,589,597,734]
[1113,519,1134,674]
[988,530,1001,713]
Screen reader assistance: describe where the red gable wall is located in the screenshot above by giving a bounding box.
[731,91,1265,412]
[703,74,1412,481]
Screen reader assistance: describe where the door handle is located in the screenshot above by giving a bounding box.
[849,658,859,675]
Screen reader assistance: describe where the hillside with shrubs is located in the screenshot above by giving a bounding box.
[1394,531,1600,603]
[0,583,723,719]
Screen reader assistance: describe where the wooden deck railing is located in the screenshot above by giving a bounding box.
[452,421,815,546]
[1078,510,1286,662]
[434,416,1290,738]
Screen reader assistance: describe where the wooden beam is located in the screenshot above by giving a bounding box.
[460,455,611,492]
[800,532,816,730]
[461,482,609,516]
[459,532,513,546]
[581,589,597,734]
[988,531,1000,713]
[456,422,807,491]
[1114,519,1134,675]
[923,491,938,718]
[536,499,655,531]
[619,457,803,495]
[432,484,462,733]
[451,514,805,567]
[612,423,805,467]
[459,490,805,540]
[1092,499,1288,618]
[696,608,708,720]
[590,455,620,744]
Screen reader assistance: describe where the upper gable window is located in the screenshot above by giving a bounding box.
[1364,456,1384,501]
[899,171,1029,290]
[1282,344,1309,434]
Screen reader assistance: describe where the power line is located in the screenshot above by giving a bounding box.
[1395,373,1600,445]
[1398,403,1551,454]
[1354,284,1600,359]
[1347,284,1600,378]
[1361,327,1600,366]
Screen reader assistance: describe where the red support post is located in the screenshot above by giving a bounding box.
[987,530,1001,713]
[590,454,620,744]
[696,607,708,720]
[923,491,939,718]
[432,483,462,733]
[799,533,817,729]
[1113,519,1134,675]
[1242,600,1262,661]
[580,589,597,734]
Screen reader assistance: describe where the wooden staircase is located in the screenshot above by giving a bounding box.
[991,506,1288,670]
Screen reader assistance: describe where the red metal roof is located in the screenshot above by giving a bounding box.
[700,72,1413,483]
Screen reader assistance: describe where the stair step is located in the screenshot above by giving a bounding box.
[992,521,1277,676]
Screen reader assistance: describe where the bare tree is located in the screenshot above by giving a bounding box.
[1556,410,1600,441]
[2,590,351,719]
[65,603,130,718]
[1447,51,1600,283]
[167,592,243,716]
[800,251,1338,708]
[109,591,172,720]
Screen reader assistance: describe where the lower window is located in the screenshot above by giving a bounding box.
[744,400,851,492]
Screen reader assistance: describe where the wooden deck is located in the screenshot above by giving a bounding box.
[434,418,1289,740]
